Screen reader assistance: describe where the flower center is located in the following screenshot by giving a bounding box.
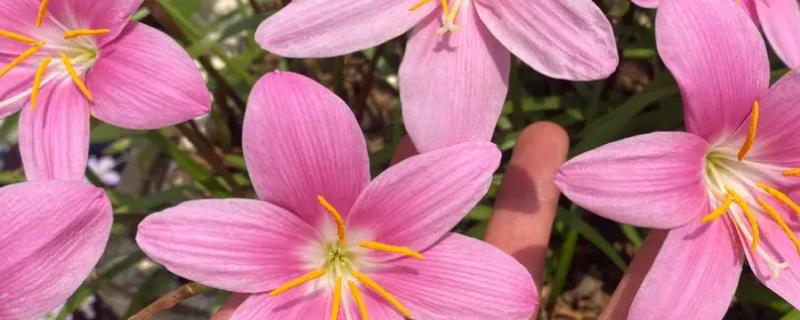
[268,195,424,320]
[701,100,800,279]
[0,0,108,109]
[409,0,465,34]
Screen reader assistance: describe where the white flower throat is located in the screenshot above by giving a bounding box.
[702,100,800,278]
[0,0,106,110]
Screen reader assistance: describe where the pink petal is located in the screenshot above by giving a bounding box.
[243,71,369,227]
[555,132,709,228]
[0,54,34,118]
[136,199,320,293]
[740,0,760,22]
[474,0,618,80]
[87,23,211,130]
[656,0,769,143]
[628,219,743,319]
[738,70,800,167]
[631,0,660,8]
[756,0,800,68]
[367,233,537,319]
[45,0,142,42]
[346,142,500,255]
[231,290,333,320]
[0,0,39,54]
[256,0,435,57]
[18,82,90,181]
[741,195,800,309]
[399,2,510,153]
[0,181,112,319]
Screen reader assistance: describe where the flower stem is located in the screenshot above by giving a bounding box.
[128,283,213,320]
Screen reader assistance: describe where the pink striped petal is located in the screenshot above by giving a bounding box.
[0,54,34,118]
[399,2,510,153]
[656,0,769,143]
[136,199,320,293]
[46,0,142,43]
[244,71,369,227]
[0,0,39,54]
[738,70,800,168]
[628,219,743,319]
[231,290,333,320]
[742,196,800,309]
[346,142,500,255]
[88,23,211,130]
[556,132,709,228]
[256,0,435,57]
[474,0,618,80]
[0,181,112,319]
[367,233,538,319]
[19,82,90,181]
[756,0,800,68]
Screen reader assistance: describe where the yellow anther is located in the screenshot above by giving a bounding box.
[359,241,424,260]
[0,29,38,44]
[784,168,800,176]
[757,183,800,217]
[35,0,50,28]
[409,0,431,11]
[738,100,759,161]
[30,56,51,110]
[727,187,760,252]
[757,197,800,256]
[440,0,449,15]
[0,42,44,79]
[268,268,326,297]
[701,194,733,223]
[351,270,412,319]
[330,277,342,320]
[58,52,93,102]
[317,195,347,243]
[446,0,462,22]
[348,281,369,320]
[63,29,111,40]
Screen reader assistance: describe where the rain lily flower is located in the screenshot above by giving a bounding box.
[0,0,211,181]
[1,180,112,319]
[632,0,800,68]
[556,0,800,318]
[256,0,618,152]
[136,71,537,319]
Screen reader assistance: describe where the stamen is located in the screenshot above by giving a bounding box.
[58,52,93,102]
[0,29,38,44]
[700,194,733,223]
[351,270,412,319]
[35,0,50,28]
[738,100,760,161]
[757,183,800,217]
[728,204,789,278]
[0,42,44,79]
[440,0,450,15]
[30,56,51,110]
[269,268,326,297]
[783,168,800,176]
[409,0,431,11]
[757,198,800,256]
[317,195,347,242]
[727,187,760,252]
[359,241,424,260]
[446,0,462,22]
[330,277,342,320]
[348,281,369,320]
[63,29,111,40]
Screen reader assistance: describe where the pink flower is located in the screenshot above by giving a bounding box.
[0,0,211,181]
[136,71,537,319]
[633,0,800,69]
[555,0,800,318]
[256,0,618,152]
[0,180,112,319]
